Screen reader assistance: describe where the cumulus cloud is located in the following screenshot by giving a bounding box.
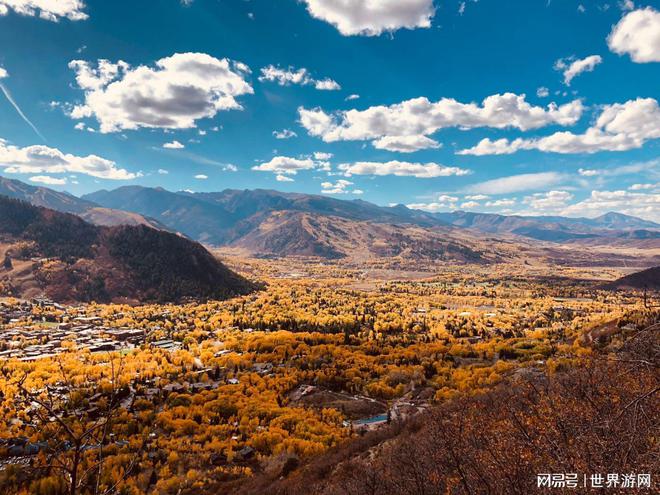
[458,98,660,155]
[0,67,7,79]
[276,174,294,182]
[259,65,341,90]
[523,190,574,210]
[554,55,602,85]
[619,1,635,11]
[465,172,566,194]
[0,138,137,180]
[157,168,169,174]
[460,200,480,209]
[313,151,333,160]
[194,174,208,179]
[629,182,657,190]
[373,134,441,153]
[252,156,320,177]
[299,93,583,151]
[578,168,600,177]
[562,189,660,222]
[68,53,253,133]
[339,160,470,178]
[321,179,355,194]
[29,175,67,185]
[485,198,517,207]
[406,194,460,212]
[163,140,184,149]
[300,0,435,36]
[0,0,87,21]
[536,87,549,98]
[273,129,298,139]
[608,7,660,62]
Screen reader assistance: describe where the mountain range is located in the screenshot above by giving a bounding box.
[1,176,658,262]
[83,184,659,258]
[0,177,165,230]
[0,195,254,303]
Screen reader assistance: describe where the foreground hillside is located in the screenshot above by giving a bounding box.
[237,314,659,495]
[0,196,255,303]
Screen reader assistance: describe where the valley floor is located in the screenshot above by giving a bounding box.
[0,258,657,494]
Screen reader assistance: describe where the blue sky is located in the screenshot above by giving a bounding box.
[0,0,658,220]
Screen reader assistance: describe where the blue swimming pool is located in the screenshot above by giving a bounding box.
[354,413,388,425]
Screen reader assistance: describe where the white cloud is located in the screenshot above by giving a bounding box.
[273,129,298,139]
[313,151,333,160]
[321,179,354,194]
[252,156,318,176]
[259,65,341,91]
[608,7,660,63]
[157,168,169,174]
[554,55,602,85]
[194,174,208,180]
[345,94,360,101]
[465,194,489,201]
[562,189,660,222]
[276,174,294,182]
[629,182,656,190]
[299,93,583,150]
[523,190,574,210]
[372,134,441,153]
[68,53,253,133]
[0,0,87,21]
[163,140,184,149]
[314,78,342,91]
[0,67,7,79]
[459,98,660,155]
[300,0,435,36]
[352,189,364,195]
[536,87,549,98]
[460,200,480,209]
[485,198,517,207]
[339,160,470,178]
[0,138,137,180]
[577,161,660,180]
[465,172,566,194]
[578,168,600,176]
[619,1,635,11]
[29,175,67,185]
[405,203,444,212]
[407,194,461,212]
